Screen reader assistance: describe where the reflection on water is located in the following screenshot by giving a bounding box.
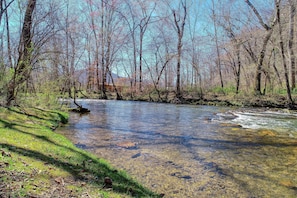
[58,100,297,197]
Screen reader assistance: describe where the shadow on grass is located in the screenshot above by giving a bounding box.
[31,107,69,124]
[0,119,16,128]
[6,107,68,127]
[0,143,157,197]
[0,108,160,197]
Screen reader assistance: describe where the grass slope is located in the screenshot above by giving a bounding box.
[0,107,159,198]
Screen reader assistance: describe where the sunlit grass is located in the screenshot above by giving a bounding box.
[0,106,160,197]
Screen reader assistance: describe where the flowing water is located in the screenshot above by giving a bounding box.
[58,99,297,197]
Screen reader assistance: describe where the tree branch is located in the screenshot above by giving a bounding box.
[244,0,270,30]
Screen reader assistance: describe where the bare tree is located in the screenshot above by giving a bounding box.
[121,0,138,93]
[172,0,187,99]
[87,0,101,95]
[145,32,175,101]
[187,3,203,96]
[218,13,242,94]
[138,1,156,92]
[244,0,278,95]
[211,0,224,89]
[0,0,14,23]
[275,0,294,105]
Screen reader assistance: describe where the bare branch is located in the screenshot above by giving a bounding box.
[244,0,270,30]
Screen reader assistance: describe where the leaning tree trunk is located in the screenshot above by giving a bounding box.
[254,30,273,95]
[245,0,278,95]
[6,0,36,106]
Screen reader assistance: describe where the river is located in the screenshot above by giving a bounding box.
[58,99,297,197]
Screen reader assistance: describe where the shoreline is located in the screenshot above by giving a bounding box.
[0,106,160,198]
[74,92,297,110]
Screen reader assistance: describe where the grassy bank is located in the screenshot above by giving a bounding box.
[0,106,160,197]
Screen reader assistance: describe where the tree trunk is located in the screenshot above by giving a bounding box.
[176,35,182,98]
[245,0,278,95]
[139,30,143,92]
[101,0,107,99]
[0,0,14,24]
[289,0,296,90]
[173,2,187,99]
[235,43,241,94]
[276,0,294,106]
[254,29,273,95]
[138,4,155,92]
[6,0,36,106]
[4,0,13,68]
[211,0,223,89]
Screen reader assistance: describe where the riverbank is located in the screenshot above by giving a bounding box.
[0,106,160,197]
[104,90,297,109]
[181,93,297,109]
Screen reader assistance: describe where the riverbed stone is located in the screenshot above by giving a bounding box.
[116,141,138,149]
[259,130,276,137]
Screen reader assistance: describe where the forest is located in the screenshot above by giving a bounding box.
[1,0,297,108]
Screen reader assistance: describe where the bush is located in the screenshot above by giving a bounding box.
[211,85,237,95]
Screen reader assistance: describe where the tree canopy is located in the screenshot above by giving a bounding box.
[0,0,296,106]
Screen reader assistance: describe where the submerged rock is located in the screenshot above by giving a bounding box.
[116,141,138,149]
[131,153,141,158]
[259,130,276,137]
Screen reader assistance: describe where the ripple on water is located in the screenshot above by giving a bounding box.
[58,100,297,197]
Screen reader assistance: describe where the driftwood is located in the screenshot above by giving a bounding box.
[70,106,90,113]
[70,98,90,113]
[71,83,90,113]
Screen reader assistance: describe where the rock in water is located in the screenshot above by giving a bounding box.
[116,141,138,149]
[131,153,141,158]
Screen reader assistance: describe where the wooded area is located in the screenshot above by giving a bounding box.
[1,0,297,107]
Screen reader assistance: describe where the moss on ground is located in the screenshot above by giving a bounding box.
[0,106,160,198]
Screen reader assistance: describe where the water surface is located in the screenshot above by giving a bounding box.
[58,100,297,197]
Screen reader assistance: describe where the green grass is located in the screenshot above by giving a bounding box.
[0,107,160,197]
